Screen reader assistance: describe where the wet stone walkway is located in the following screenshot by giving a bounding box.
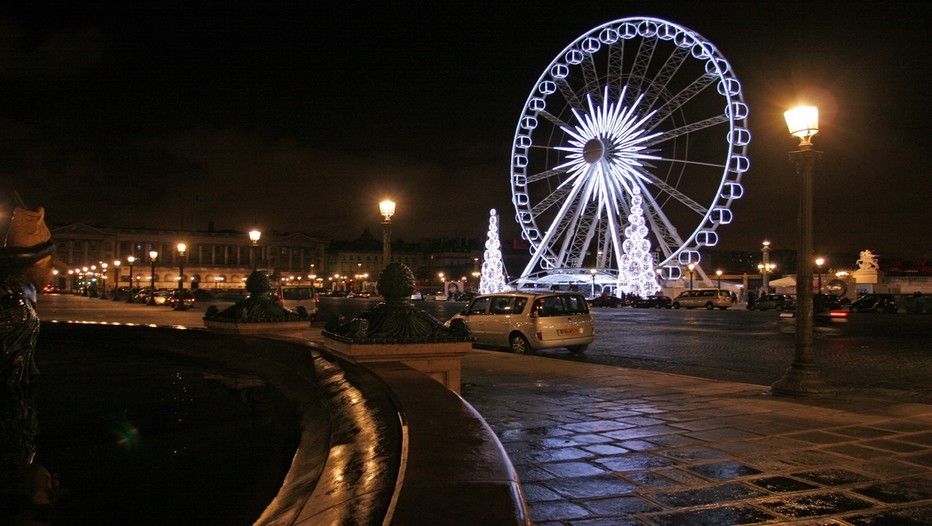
[460,351,932,526]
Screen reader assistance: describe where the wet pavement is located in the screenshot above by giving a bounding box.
[34,295,932,524]
[459,351,932,525]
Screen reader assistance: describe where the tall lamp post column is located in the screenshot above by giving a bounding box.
[716,269,723,291]
[249,229,261,271]
[590,268,597,297]
[815,257,825,293]
[100,262,108,299]
[176,243,187,291]
[148,250,158,305]
[761,241,772,292]
[112,260,121,300]
[687,263,695,291]
[126,256,135,302]
[773,105,831,396]
[380,199,395,269]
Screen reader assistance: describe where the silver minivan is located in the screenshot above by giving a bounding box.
[671,289,733,310]
[278,286,320,320]
[449,292,595,354]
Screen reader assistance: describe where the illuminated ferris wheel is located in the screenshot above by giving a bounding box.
[510,17,749,287]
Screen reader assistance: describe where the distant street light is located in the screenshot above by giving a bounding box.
[761,240,772,292]
[249,229,261,271]
[380,199,396,268]
[126,256,136,302]
[176,243,187,291]
[815,257,825,293]
[100,262,108,299]
[716,269,723,291]
[687,263,695,291]
[773,104,831,397]
[112,260,121,300]
[590,268,597,298]
[148,250,158,305]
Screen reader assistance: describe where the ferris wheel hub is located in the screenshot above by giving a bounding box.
[583,138,605,164]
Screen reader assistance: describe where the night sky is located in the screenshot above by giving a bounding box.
[3,2,929,261]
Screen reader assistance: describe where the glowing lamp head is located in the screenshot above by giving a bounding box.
[716,269,723,277]
[177,242,187,255]
[815,257,825,266]
[784,106,819,148]
[127,255,135,264]
[149,250,158,261]
[249,229,261,244]
[379,200,396,221]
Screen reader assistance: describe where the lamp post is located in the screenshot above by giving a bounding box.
[716,269,723,291]
[590,268,597,297]
[687,263,695,291]
[148,250,158,305]
[761,240,772,292]
[81,266,88,296]
[100,262,108,299]
[112,260,121,300]
[176,242,187,291]
[249,229,261,271]
[773,104,831,396]
[380,199,395,268]
[815,257,825,293]
[126,256,135,302]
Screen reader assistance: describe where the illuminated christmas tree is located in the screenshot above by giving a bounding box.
[619,186,660,297]
[479,209,510,294]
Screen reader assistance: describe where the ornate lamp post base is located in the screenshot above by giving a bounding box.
[771,363,833,397]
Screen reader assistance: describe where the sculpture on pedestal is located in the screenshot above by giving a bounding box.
[325,262,469,343]
[204,270,311,323]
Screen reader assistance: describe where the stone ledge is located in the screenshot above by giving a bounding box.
[203,318,310,335]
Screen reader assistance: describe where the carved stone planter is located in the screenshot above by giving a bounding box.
[323,336,471,394]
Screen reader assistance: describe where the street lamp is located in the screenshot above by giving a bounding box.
[100,262,108,299]
[249,229,261,271]
[112,260,121,300]
[81,266,89,296]
[716,269,723,291]
[590,268,597,297]
[126,256,136,302]
[815,257,825,293]
[761,240,772,292]
[773,104,831,396]
[176,242,187,291]
[380,199,395,268]
[148,250,158,305]
[687,263,695,291]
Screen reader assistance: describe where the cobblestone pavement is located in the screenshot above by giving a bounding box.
[461,351,932,525]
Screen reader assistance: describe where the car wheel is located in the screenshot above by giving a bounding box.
[705,302,714,310]
[776,305,783,311]
[655,303,662,309]
[672,302,680,309]
[509,334,530,354]
[568,345,587,354]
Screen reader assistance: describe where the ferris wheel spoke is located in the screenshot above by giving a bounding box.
[607,40,626,103]
[530,184,574,217]
[635,180,687,259]
[580,54,603,105]
[555,79,586,113]
[643,115,729,148]
[639,46,691,114]
[625,37,658,107]
[644,74,717,132]
[527,165,571,185]
[537,110,573,130]
[638,170,708,215]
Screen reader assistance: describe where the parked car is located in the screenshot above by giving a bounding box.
[672,289,733,310]
[632,294,672,309]
[750,294,795,311]
[782,294,848,324]
[278,286,320,320]
[849,294,898,313]
[589,293,625,308]
[448,292,594,354]
[167,290,196,310]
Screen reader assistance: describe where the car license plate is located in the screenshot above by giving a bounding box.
[558,328,583,335]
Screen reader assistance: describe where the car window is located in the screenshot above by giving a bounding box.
[282,287,314,300]
[467,297,491,315]
[562,294,589,314]
[490,296,514,314]
[535,296,565,317]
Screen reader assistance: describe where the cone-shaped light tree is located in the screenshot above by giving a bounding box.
[618,186,661,297]
[479,209,510,294]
